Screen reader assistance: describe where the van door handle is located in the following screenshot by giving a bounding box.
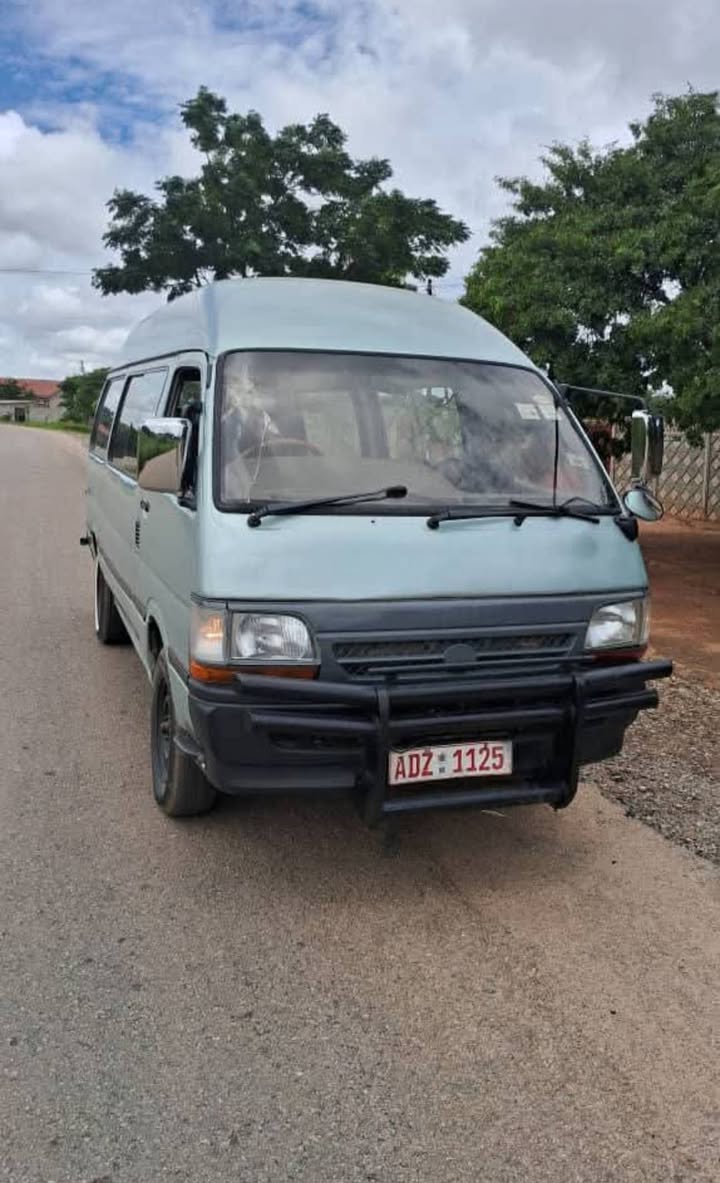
[140,498,150,513]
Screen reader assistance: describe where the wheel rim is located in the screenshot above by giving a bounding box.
[154,677,173,789]
[93,561,101,633]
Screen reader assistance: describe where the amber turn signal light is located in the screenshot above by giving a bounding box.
[189,660,235,684]
[240,665,319,679]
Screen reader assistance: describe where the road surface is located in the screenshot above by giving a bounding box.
[1,427,718,1183]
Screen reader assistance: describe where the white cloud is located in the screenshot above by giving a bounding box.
[0,112,116,257]
[0,278,160,377]
[0,108,164,376]
[1,0,719,373]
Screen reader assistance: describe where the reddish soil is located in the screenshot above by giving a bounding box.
[640,516,720,684]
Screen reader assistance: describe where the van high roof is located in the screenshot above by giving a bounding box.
[116,277,535,370]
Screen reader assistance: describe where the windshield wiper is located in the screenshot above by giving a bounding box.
[426,506,516,529]
[247,484,408,527]
[427,497,612,529]
[509,496,610,523]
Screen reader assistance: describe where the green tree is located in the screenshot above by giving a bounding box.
[59,368,109,423]
[463,91,720,441]
[0,378,29,400]
[93,88,469,301]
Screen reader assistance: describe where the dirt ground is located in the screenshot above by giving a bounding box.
[589,514,720,864]
[639,515,720,684]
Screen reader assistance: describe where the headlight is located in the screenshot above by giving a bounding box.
[585,597,649,652]
[230,613,317,664]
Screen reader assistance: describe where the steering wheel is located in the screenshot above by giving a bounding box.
[429,453,508,490]
[240,437,324,459]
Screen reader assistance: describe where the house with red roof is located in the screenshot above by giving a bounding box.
[0,378,62,422]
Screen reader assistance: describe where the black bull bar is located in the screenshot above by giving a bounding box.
[237,658,672,825]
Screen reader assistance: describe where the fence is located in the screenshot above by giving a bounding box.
[611,431,719,522]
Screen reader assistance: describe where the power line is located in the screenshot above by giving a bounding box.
[0,265,467,289]
[0,267,96,276]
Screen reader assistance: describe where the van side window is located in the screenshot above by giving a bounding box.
[108,369,168,479]
[90,376,126,455]
[166,368,202,416]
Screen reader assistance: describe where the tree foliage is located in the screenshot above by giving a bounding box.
[94,88,469,300]
[59,368,109,423]
[463,91,720,440]
[0,378,29,400]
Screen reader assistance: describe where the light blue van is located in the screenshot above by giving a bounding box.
[84,278,671,823]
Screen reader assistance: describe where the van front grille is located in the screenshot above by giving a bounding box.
[332,632,574,681]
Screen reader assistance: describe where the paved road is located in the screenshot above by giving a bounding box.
[1,427,718,1183]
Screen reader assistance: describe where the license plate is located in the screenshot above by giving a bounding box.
[388,740,513,786]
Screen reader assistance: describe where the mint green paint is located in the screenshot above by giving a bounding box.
[197,509,647,602]
[102,278,645,639]
[118,278,534,370]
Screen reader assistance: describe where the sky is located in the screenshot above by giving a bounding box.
[1,0,719,379]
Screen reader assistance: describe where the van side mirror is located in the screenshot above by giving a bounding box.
[631,410,664,482]
[622,486,664,522]
[138,418,190,494]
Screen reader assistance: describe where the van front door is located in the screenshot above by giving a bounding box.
[104,368,169,638]
[136,356,206,678]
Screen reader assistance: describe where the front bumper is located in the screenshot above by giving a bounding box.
[188,657,672,824]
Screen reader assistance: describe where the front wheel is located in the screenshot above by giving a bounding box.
[151,651,217,817]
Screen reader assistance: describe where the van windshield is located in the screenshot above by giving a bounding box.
[218,352,614,511]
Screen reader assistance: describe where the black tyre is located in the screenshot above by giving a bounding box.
[94,559,129,644]
[151,650,217,817]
